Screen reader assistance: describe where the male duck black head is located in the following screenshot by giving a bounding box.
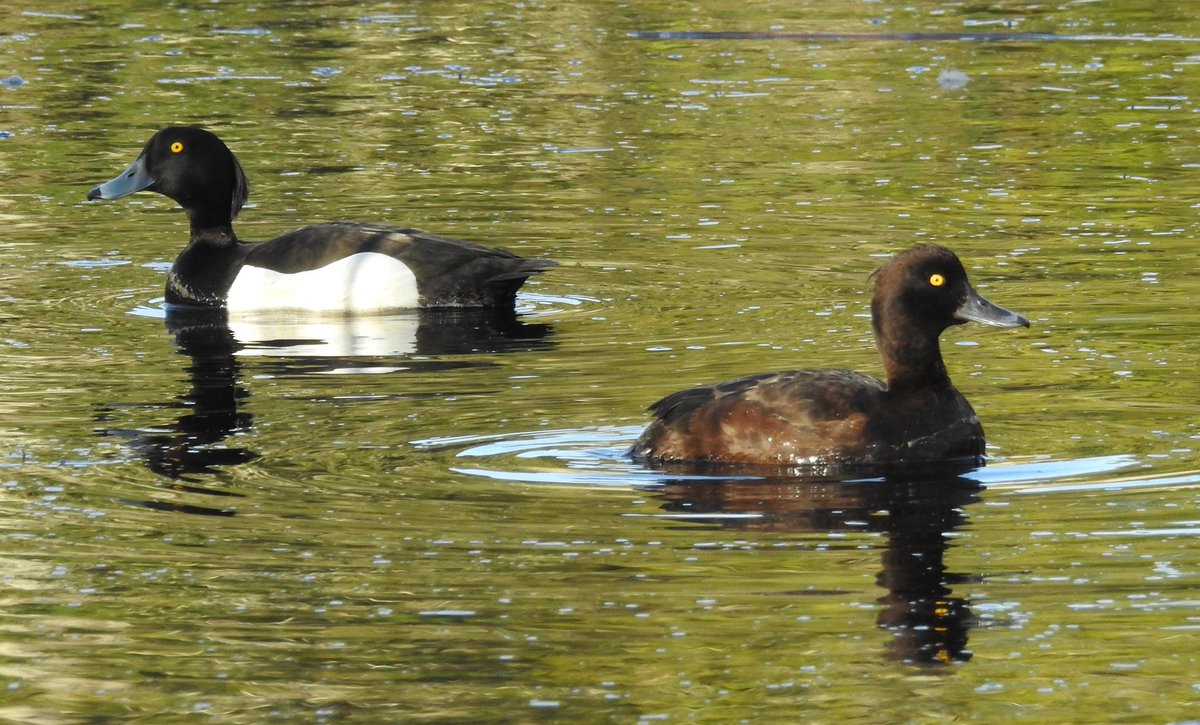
[87,126,555,312]
[629,244,1030,468]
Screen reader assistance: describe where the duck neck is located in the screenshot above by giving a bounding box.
[187,214,238,248]
[181,183,239,245]
[874,312,952,392]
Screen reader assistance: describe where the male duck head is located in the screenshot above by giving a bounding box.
[87,126,249,231]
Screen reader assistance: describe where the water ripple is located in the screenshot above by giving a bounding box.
[631,30,1200,43]
[414,427,1197,494]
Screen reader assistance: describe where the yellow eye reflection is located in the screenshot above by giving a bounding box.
[929,273,945,287]
[170,141,184,153]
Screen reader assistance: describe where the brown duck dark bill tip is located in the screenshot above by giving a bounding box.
[955,286,1029,328]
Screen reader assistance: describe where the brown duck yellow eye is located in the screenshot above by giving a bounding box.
[929,273,945,287]
[170,141,184,153]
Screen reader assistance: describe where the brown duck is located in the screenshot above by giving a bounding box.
[630,244,1029,467]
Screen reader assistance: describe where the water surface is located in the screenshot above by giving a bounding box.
[3,1,1200,721]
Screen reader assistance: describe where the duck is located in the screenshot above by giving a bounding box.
[629,244,1029,468]
[86,126,555,312]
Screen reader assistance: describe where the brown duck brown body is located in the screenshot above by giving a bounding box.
[630,245,1028,467]
[633,369,983,466]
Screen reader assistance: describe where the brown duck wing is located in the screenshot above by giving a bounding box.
[632,370,887,465]
[244,223,555,307]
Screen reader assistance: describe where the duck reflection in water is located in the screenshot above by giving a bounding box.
[94,306,553,514]
[654,465,982,666]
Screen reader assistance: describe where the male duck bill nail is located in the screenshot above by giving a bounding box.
[629,244,1030,469]
[87,126,555,312]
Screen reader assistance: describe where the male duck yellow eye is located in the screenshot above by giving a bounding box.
[929,273,945,287]
[170,141,184,153]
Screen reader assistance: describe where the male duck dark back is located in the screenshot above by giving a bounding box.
[87,126,554,312]
[630,244,1029,469]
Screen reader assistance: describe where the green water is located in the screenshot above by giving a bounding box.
[3,1,1200,722]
